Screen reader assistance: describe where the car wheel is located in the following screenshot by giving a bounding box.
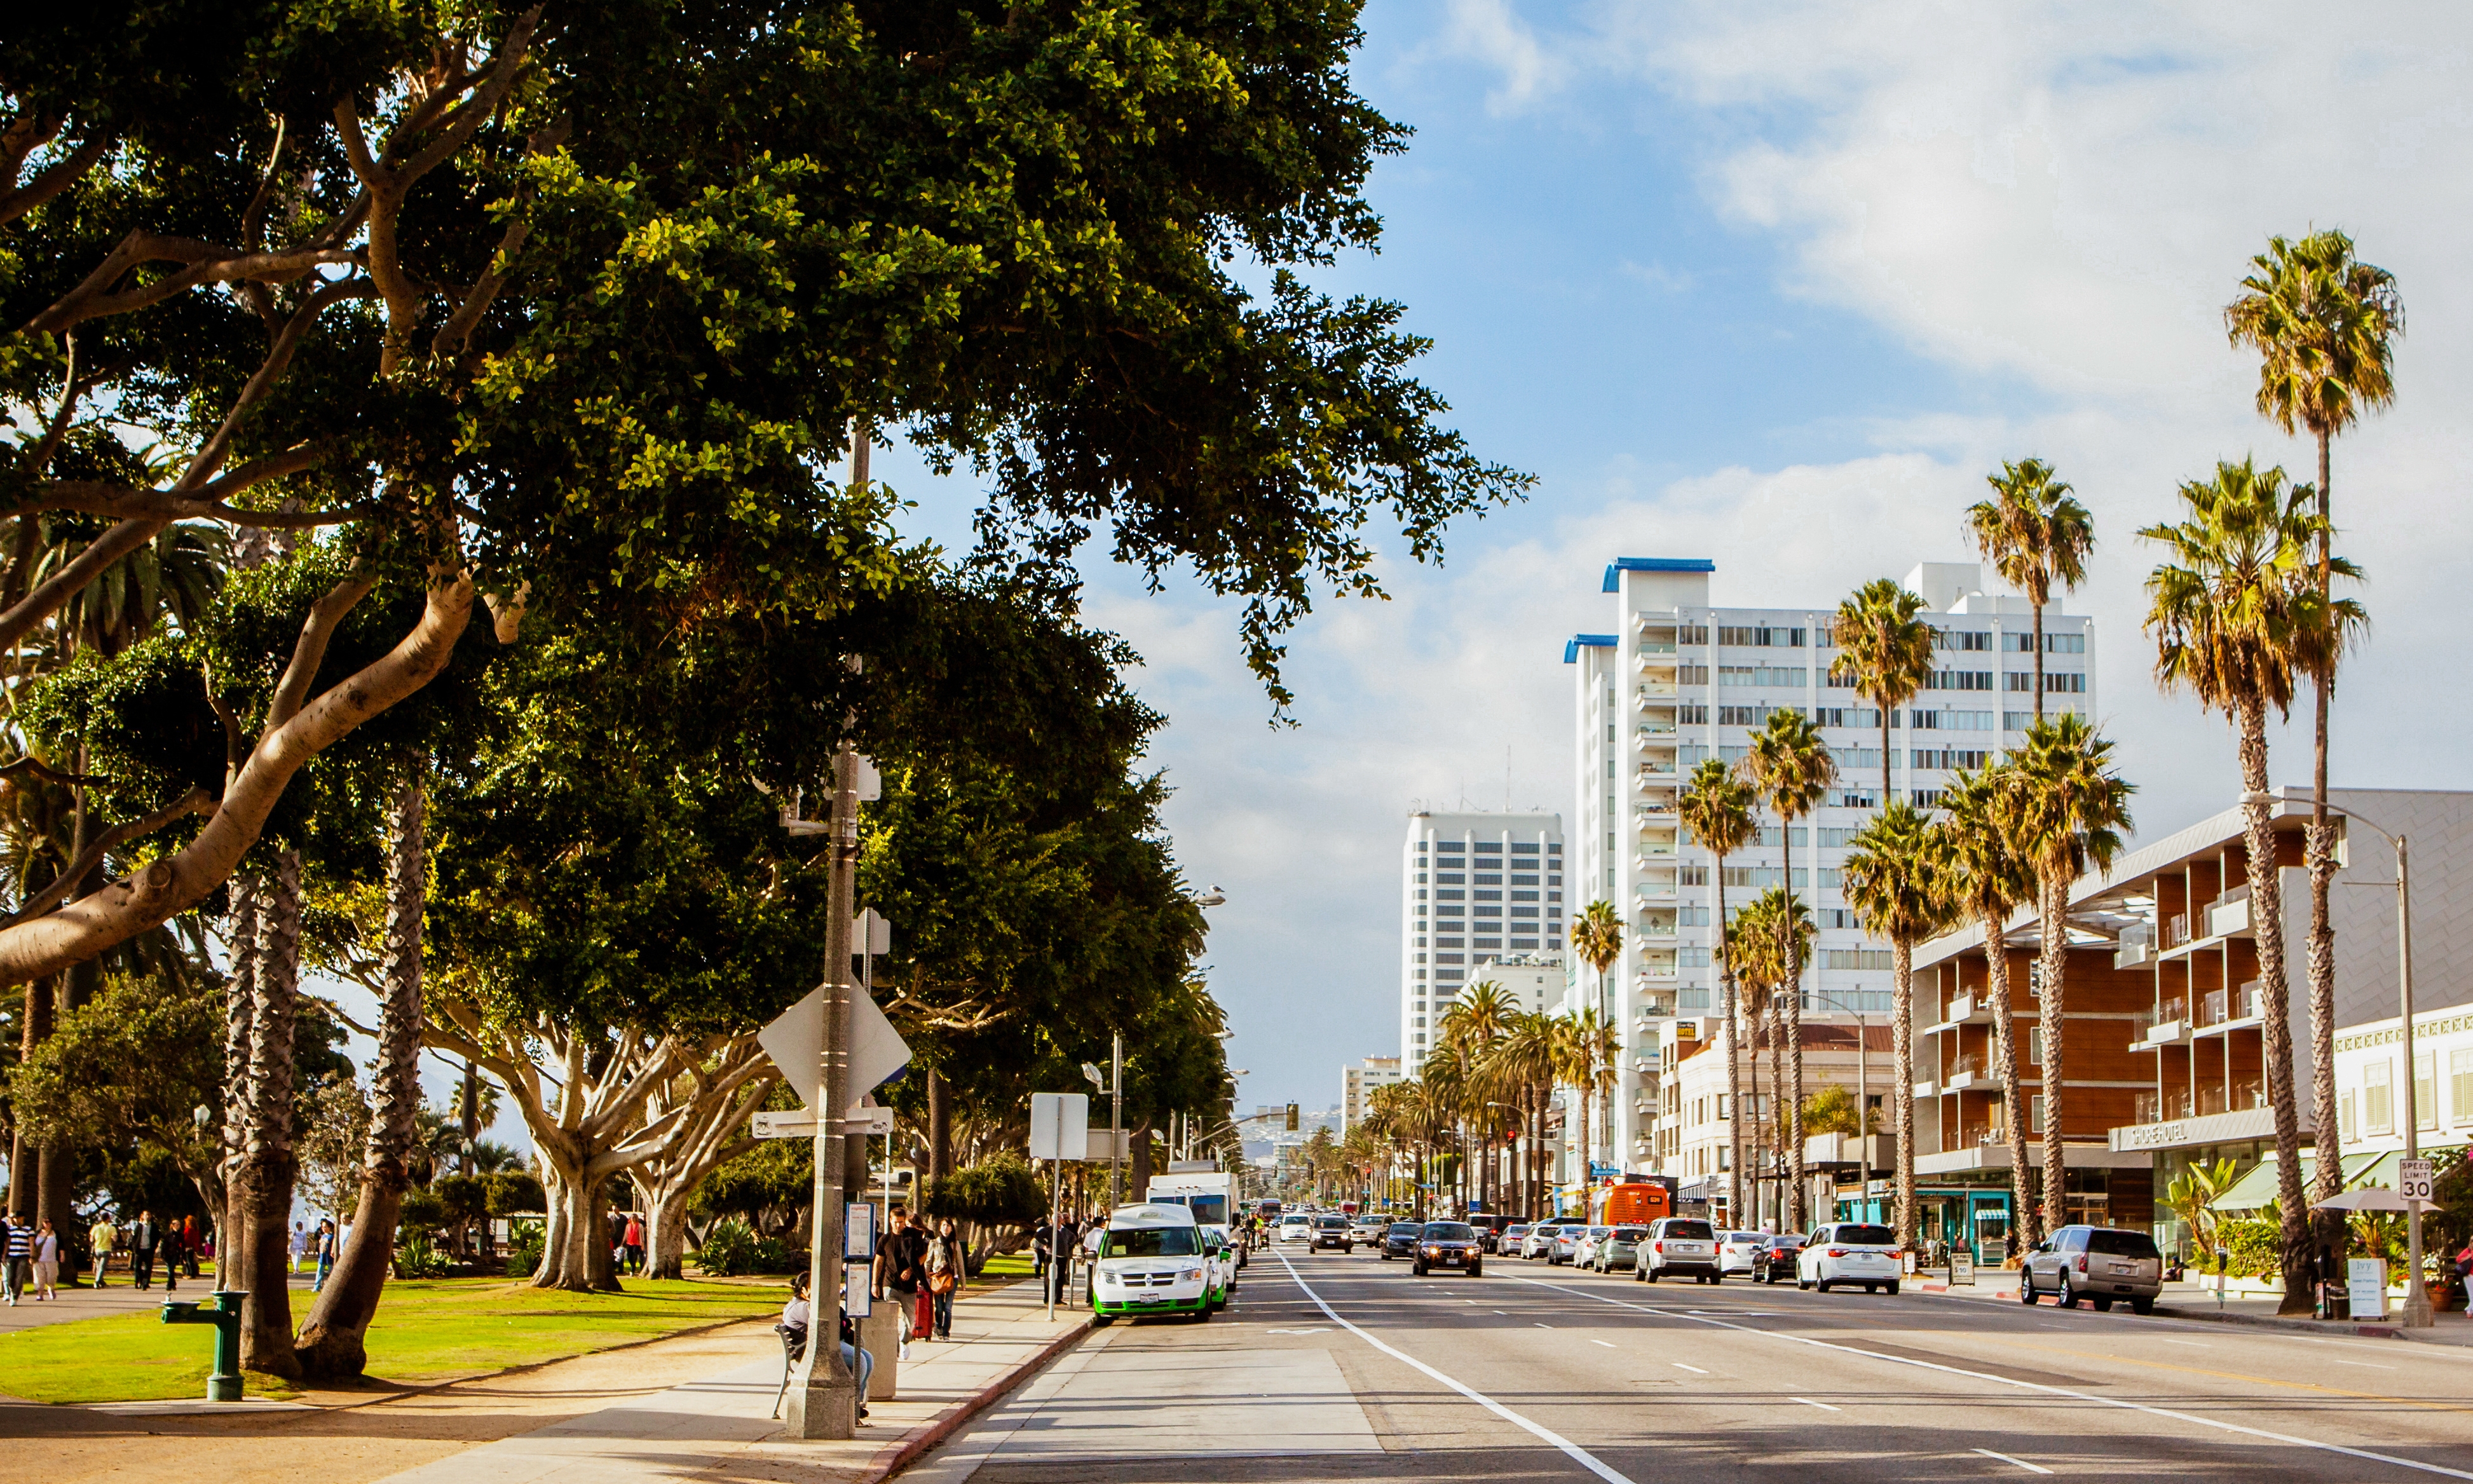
[2018,1274,2038,1304]
[1091,1314,1114,1327]
[1816,1280,1832,1293]
[1797,1277,1811,1290]
[2130,1296,2155,1316]
[1645,1268,1658,1283]
[1413,1262,1427,1277]
[1193,1303,1214,1323]
[1886,1281,1899,1297]
[2093,1297,2113,1312]
[2058,1276,2080,1310]
[1469,1263,1482,1277]
[1862,1283,1877,1294]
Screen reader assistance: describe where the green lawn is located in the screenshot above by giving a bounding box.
[0,1277,789,1405]
[978,1251,1035,1279]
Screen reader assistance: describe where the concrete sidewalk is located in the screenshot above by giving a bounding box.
[368,1279,1091,1484]
[1911,1266,2473,1345]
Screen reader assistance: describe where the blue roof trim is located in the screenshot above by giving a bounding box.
[1563,634,1618,664]
[1602,556,1717,592]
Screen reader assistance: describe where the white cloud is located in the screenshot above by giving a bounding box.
[1423,0,1574,114]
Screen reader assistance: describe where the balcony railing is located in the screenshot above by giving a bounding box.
[1951,1053,1986,1080]
[1960,1122,1996,1147]
[2167,912,2191,948]
[2134,1091,2162,1124]
[1945,995,1976,1023]
[2160,996,2187,1026]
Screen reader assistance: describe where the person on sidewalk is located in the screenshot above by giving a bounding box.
[883,1212,927,1359]
[32,1220,59,1301]
[314,1218,337,1292]
[623,1213,644,1276]
[1,1214,27,1305]
[907,1213,937,1345]
[160,1217,186,1293]
[89,1213,117,1289]
[780,1274,869,1419]
[181,1215,201,1279]
[290,1222,308,1275]
[129,1211,158,1291]
[929,1218,969,1339]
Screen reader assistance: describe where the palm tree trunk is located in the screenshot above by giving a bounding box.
[221,878,261,1266]
[2238,700,2312,1314]
[2032,600,2046,721]
[1719,869,1743,1229]
[1984,915,2036,1253]
[1881,711,1893,807]
[2036,874,2069,1242]
[1891,937,1917,1249]
[1767,992,1787,1231]
[238,851,304,1380]
[1783,832,1806,1231]
[296,768,425,1378]
[2305,425,2341,1237]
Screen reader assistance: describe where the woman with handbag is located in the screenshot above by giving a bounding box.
[929,1219,969,1339]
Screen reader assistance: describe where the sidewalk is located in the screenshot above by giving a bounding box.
[367,1278,1091,1484]
[1911,1267,2473,1346]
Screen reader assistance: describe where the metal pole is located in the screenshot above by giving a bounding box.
[2399,834,2432,1328]
[1110,1031,1124,1210]
[1855,1011,1869,1225]
[786,742,860,1439]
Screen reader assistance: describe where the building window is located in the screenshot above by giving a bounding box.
[1413,1033,1426,1045]
[2453,1047,2473,1125]
[2029,1028,2043,1065]
[1511,889,1539,901]
[1717,625,1805,648]
[1932,628,1992,651]
[1512,874,1539,886]
[1513,842,1539,854]
[2340,1089,2357,1142]
[1548,842,1563,855]
[1436,936,1464,947]
[1677,703,1709,725]
[1679,948,1712,967]
[2417,1052,2437,1132]
[1911,789,1945,808]
[1435,953,1464,965]
[1926,670,1994,691]
[2029,1095,2045,1133]
[1475,888,1502,901]
[1823,950,1894,971]
[2364,1059,2392,1134]
[1436,888,1465,900]
[1911,749,1992,770]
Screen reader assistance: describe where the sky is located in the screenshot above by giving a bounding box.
[384,1,2473,1142]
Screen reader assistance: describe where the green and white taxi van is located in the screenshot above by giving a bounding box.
[1090,1202,1225,1324]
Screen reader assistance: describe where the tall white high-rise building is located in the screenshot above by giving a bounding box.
[1400,810,1566,1074]
[1340,1056,1403,1133]
[1564,557,2095,1184]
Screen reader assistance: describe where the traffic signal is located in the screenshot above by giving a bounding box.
[1285,1102,1300,1132]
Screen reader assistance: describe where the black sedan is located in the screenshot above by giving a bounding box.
[1311,1215,1354,1252]
[1380,1222,1424,1260]
[1412,1221,1485,1277]
[1757,1235,1806,1283]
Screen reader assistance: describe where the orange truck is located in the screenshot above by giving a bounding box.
[1591,1181,1674,1228]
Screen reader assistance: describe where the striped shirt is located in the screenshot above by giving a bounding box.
[3,1225,29,1259]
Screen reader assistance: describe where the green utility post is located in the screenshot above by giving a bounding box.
[161,1290,247,1401]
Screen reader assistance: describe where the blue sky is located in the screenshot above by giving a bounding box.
[386,2,2473,1143]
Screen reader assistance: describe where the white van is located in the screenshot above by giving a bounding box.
[1090,1202,1220,1324]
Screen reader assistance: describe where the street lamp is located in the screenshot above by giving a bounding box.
[2242,789,2432,1329]
[1799,990,1873,1230]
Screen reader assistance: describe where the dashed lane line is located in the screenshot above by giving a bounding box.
[1973,1448,2054,1475]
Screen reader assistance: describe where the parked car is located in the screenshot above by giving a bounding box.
[1414,1221,1485,1277]
[1797,1222,1902,1294]
[1716,1230,1768,1278]
[1502,1223,1532,1256]
[1755,1234,1806,1284]
[1090,1203,1218,1324]
[1523,1220,1581,1260]
[1467,1215,1518,1253]
[1275,1213,1314,1244]
[1549,1224,1591,1265]
[1311,1214,1354,1253]
[1591,1225,1649,1273]
[1570,1226,1616,1269]
[2020,1225,2163,1313]
[1380,1221,1425,1260]
[1636,1217,1723,1283]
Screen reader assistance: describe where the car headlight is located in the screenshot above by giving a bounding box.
[1179,1267,1203,1281]
[1424,1246,1442,1256]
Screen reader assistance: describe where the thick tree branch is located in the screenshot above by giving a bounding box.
[268,576,380,728]
[0,133,109,229]
[2,787,212,928]
[25,233,358,335]
[0,516,168,652]
[0,756,101,789]
[178,278,374,492]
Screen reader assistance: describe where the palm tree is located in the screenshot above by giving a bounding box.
[1733,889,1811,1231]
[1443,983,1516,1209]
[1936,765,2041,1250]
[1555,1007,1618,1196]
[2142,458,2360,1314]
[1483,1011,1562,1218]
[1679,758,1756,1227]
[1830,578,1937,805]
[1727,892,1777,1227]
[1740,708,1835,1229]
[2225,230,2403,1225]
[1966,458,2094,719]
[1841,803,1952,1251]
[2006,713,2134,1247]
[1569,900,1625,1169]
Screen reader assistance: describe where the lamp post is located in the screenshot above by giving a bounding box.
[1794,991,1871,1227]
[2242,791,2430,1330]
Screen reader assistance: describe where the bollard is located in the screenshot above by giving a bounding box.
[161,1289,248,1401]
[858,1307,900,1399]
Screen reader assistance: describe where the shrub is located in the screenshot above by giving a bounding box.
[486,1170,547,1216]
[393,1228,451,1279]
[920,1152,1047,1227]
[507,1220,545,1277]
[398,1184,448,1234]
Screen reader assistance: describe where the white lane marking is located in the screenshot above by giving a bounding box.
[1494,1310,1511,1315]
[1512,1275,2473,1482]
[1591,1340,1618,1349]
[1274,1254,1637,1484]
[2156,1339,2210,1348]
[1263,1328,1332,1335]
[1672,1363,1708,1374]
[2331,1359,2398,1370]
[1789,1396,1841,1412]
[1973,1448,2055,1475]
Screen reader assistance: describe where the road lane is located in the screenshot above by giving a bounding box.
[913,1241,2473,1483]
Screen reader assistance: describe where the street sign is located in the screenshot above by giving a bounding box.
[853,909,891,956]
[758,983,913,1111]
[1086,1129,1128,1162]
[2400,1157,2435,1204]
[2348,1256,2388,1320]
[1030,1093,1091,1161]
[752,1110,821,1140]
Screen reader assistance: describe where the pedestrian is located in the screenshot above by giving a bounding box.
[314,1218,338,1292]
[290,1222,308,1275]
[130,1209,160,1291]
[182,1215,201,1279]
[623,1213,644,1276]
[930,1218,968,1339]
[907,1213,937,1344]
[160,1216,186,1293]
[873,1202,908,1299]
[1,1213,26,1305]
[32,1220,59,1301]
[90,1211,118,1289]
[883,1213,925,1359]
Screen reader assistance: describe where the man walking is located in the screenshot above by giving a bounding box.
[3,1213,30,1305]
[883,1212,925,1361]
[290,1222,308,1275]
[89,1211,118,1289]
[130,1210,159,1291]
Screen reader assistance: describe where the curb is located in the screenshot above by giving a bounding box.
[854,1315,1094,1483]
[1911,1275,2473,1348]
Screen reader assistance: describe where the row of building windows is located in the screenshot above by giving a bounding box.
[1647,624,2084,654]
[1675,704,2077,733]
[2338,1049,2473,1138]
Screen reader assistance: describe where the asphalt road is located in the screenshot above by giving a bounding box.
[907,1239,2473,1483]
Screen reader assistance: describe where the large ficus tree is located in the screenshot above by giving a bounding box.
[0,0,1523,983]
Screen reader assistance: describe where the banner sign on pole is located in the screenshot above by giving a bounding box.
[845,1201,876,1262]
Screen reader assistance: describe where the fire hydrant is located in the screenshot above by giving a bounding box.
[161,1290,247,1402]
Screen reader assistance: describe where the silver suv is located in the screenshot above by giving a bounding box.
[2020,1225,2162,1314]
[1635,1216,1721,1283]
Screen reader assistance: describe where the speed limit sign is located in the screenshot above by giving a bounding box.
[2399,1158,2435,1204]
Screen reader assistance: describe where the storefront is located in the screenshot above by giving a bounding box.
[2107,1105,2301,1262]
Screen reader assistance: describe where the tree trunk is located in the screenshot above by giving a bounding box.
[2237,702,2312,1314]
[2037,875,2068,1244]
[9,976,51,1220]
[927,1066,951,1186]
[1891,939,1916,1249]
[1129,1124,1152,1202]
[1717,864,1742,1230]
[535,1142,621,1292]
[1984,924,2036,1253]
[238,852,303,1379]
[296,768,424,1378]
[2032,601,2046,721]
[634,1171,693,1281]
[221,878,260,1277]
[2306,423,2342,1251]
[1766,993,1787,1231]
[1783,830,1806,1231]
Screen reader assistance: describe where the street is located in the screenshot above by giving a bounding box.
[910,1247,2473,1483]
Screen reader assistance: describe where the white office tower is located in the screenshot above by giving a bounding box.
[1340,1056,1403,1133]
[1401,810,1566,1073]
[1565,557,2094,1182]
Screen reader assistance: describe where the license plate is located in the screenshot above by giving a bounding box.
[2108,1263,2133,1275]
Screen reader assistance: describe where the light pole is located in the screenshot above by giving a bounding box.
[2245,791,2430,1328]
[1800,990,1872,1227]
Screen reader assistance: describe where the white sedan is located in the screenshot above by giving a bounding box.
[1797,1222,1904,1295]
[1274,1215,1314,1244]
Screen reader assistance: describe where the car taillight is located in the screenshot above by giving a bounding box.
[1827,1248,1848,1258]
[1653,1242,1665,1253]
[2074,1255,2088,1273]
